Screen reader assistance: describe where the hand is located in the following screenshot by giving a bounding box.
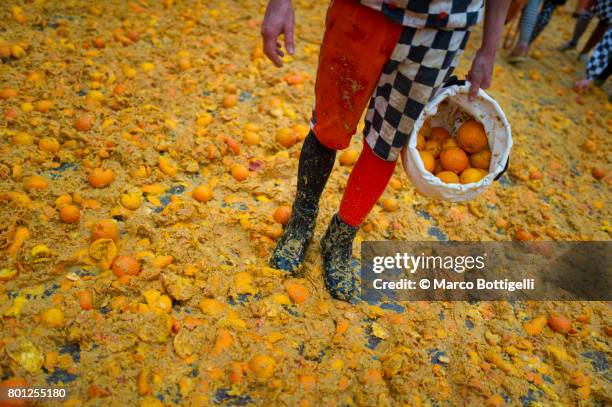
[261,0,294,67]
[573,78,591,93]
[467,48,496,102]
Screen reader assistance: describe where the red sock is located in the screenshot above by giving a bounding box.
[339,142,397,226]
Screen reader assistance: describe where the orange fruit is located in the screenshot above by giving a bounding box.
[298,374,316,389]
[339,149,358,166]
[469,149,491,169]
[111,255,140,277]
[192,185,212,203]
[127,30,140,42]
[418,119,431,139]
[74,114,94,131]
[231,164,249,181]
[437,171,460,184]
[264,224,283,239]
[440,147,469,174]
[242,131,260,146]
[34,100,53,113]
[92,38,106,48]
[59,204,81,223]
[273,205,292,226]
[276,128,297,148]
[113,84,126,95]
[434,160,443,174]
[5,108,19,123]
[382,198,398,212]
[88,167,114,188]
[429,127,450,143]
[419,151,435,173]
[24,175,49,190]
[0,268,17,281]
[76,290,93,310]
[249,354,276,380]
[120,191,142,210]
[222,94,238,108]
[592,167,605,180]
[582,139,596,152]
[13,131,32,145]
[529,169,543,180]
[292,124,309,141]
[442,138,457,150]
[388,178,402,189]
[459,168,486,184]
[547,314,572,334]
[178,58,191,71]
[416,133,425,150]
[0,88,18,100]
[38,137,60,152]
[91,219,119,241]
[1,378,29,407]
[515,229,532,241]
[424,140,442,158]
[286,281,309,303]
[41,308,64,327]
[456,120,487,153]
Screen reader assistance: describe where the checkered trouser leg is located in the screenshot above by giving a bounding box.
[530,0,557,44]
[364,27,471,162]
[587,28,612,80]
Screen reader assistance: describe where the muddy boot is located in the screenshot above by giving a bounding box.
[269,130,336,273]
[269,204,318,273]
[320,213,359,302]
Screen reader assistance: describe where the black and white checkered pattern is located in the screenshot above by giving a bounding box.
[360,0,484,29]
[587,28,612,80]
[364,26,471,161]
[593,0,612,26]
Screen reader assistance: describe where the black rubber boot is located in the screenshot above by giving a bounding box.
[320,213,359,302]
[269,204,317,273]
[269,130,336,274]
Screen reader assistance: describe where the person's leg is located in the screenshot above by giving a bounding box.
[270,0,402,273]
[594,60,612,86]
[338,142,396,227]
[559,12,593,51]
[579,20,607,59]
[508,0,543,62]
[586,30,612,85]
[269,131,335,272]
[321,27,472,301]
[529,0,557,44]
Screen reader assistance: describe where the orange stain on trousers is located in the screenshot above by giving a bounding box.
[312,0,403,150]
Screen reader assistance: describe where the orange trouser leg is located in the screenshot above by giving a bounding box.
[312,0,403,150]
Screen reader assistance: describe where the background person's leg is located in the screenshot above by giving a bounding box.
[560,12,594,50]
[518,0,544,43]
[509,0,543,61]
[529,0,557,44]
[579,20,608,58]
